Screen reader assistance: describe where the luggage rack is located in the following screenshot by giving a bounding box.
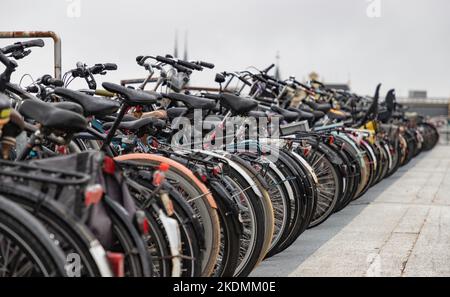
[0,159,90,186]
[0,159,92,217]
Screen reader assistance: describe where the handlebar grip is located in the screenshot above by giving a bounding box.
[104,63,117,71]
[262,64,275,73]
[0,39,45,54]
[52,79,64,87]
[198,61,214,69]
[156,55,175,65]
[22,39,45,48]
[177,60,203,71]
[41,74,64,87]
[0,39,44,55]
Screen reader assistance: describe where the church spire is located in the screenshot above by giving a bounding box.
[173,30,179,58]
[183,31,188,61]
[275,51,281,80]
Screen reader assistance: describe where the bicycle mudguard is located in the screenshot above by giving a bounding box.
[383,142,393,171]
[359,139,378,170]
[154,206,182,277]
[114,153,218,209]
[228,153,270,190]
[192,150,264,200]
[317,142,344,166]
[208,179,242,234]
[232,142,299,203]
[207,179,242,276]
[288,150,318,184]
[162,181,206,251]
[263,155,296,203]
[285,149,317,202]
[102,195,152,277]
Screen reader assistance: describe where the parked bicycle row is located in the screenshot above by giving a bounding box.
[0,39,439,277]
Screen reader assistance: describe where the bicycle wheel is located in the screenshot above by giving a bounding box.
[353,140,377,199]
[103,196,152,277]
[0,183,112,277]
[236,154,290,255]
[142,207,173,277]
[166,184,203,277]
[331,135,362,210]
[120,165,202,277]
[0,195,67,277]
[208,180,242,277]
[114,154,220,277]
[221,167,266,277]
[228,154,274,264]
[304,145,342,228]
[267,149,310,255]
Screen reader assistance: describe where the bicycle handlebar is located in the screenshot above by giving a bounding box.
[262,64,275,74]
[155,55,174,65]
[0,39,45,55]
[137,55,209,75]
[177,59,203,71]
[154,55,206,73]
[90,63,118,74]
[70,62,117,78]
[41,74,64,87]
[196,61,214,69]
[104,63,118,71]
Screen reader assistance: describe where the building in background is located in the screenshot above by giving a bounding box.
[324,83,350,91]
[409,90,428,99]
[308,72,351,91]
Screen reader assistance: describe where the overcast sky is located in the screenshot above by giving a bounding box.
[1,0,449,97]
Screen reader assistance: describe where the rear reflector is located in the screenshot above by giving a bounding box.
[106,252,125,277]
[103,156,116,175]
[84,184,104,207]
[135,210,150,235]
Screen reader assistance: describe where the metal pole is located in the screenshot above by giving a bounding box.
[0,31,62,79]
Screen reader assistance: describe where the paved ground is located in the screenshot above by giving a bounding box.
[251,145,450,277]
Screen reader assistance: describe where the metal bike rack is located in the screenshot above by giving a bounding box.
[0,31,62,79]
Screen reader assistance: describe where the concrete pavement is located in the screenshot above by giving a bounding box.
[251,145,450,277]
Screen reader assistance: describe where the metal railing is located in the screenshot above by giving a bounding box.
[0,31,61,79]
